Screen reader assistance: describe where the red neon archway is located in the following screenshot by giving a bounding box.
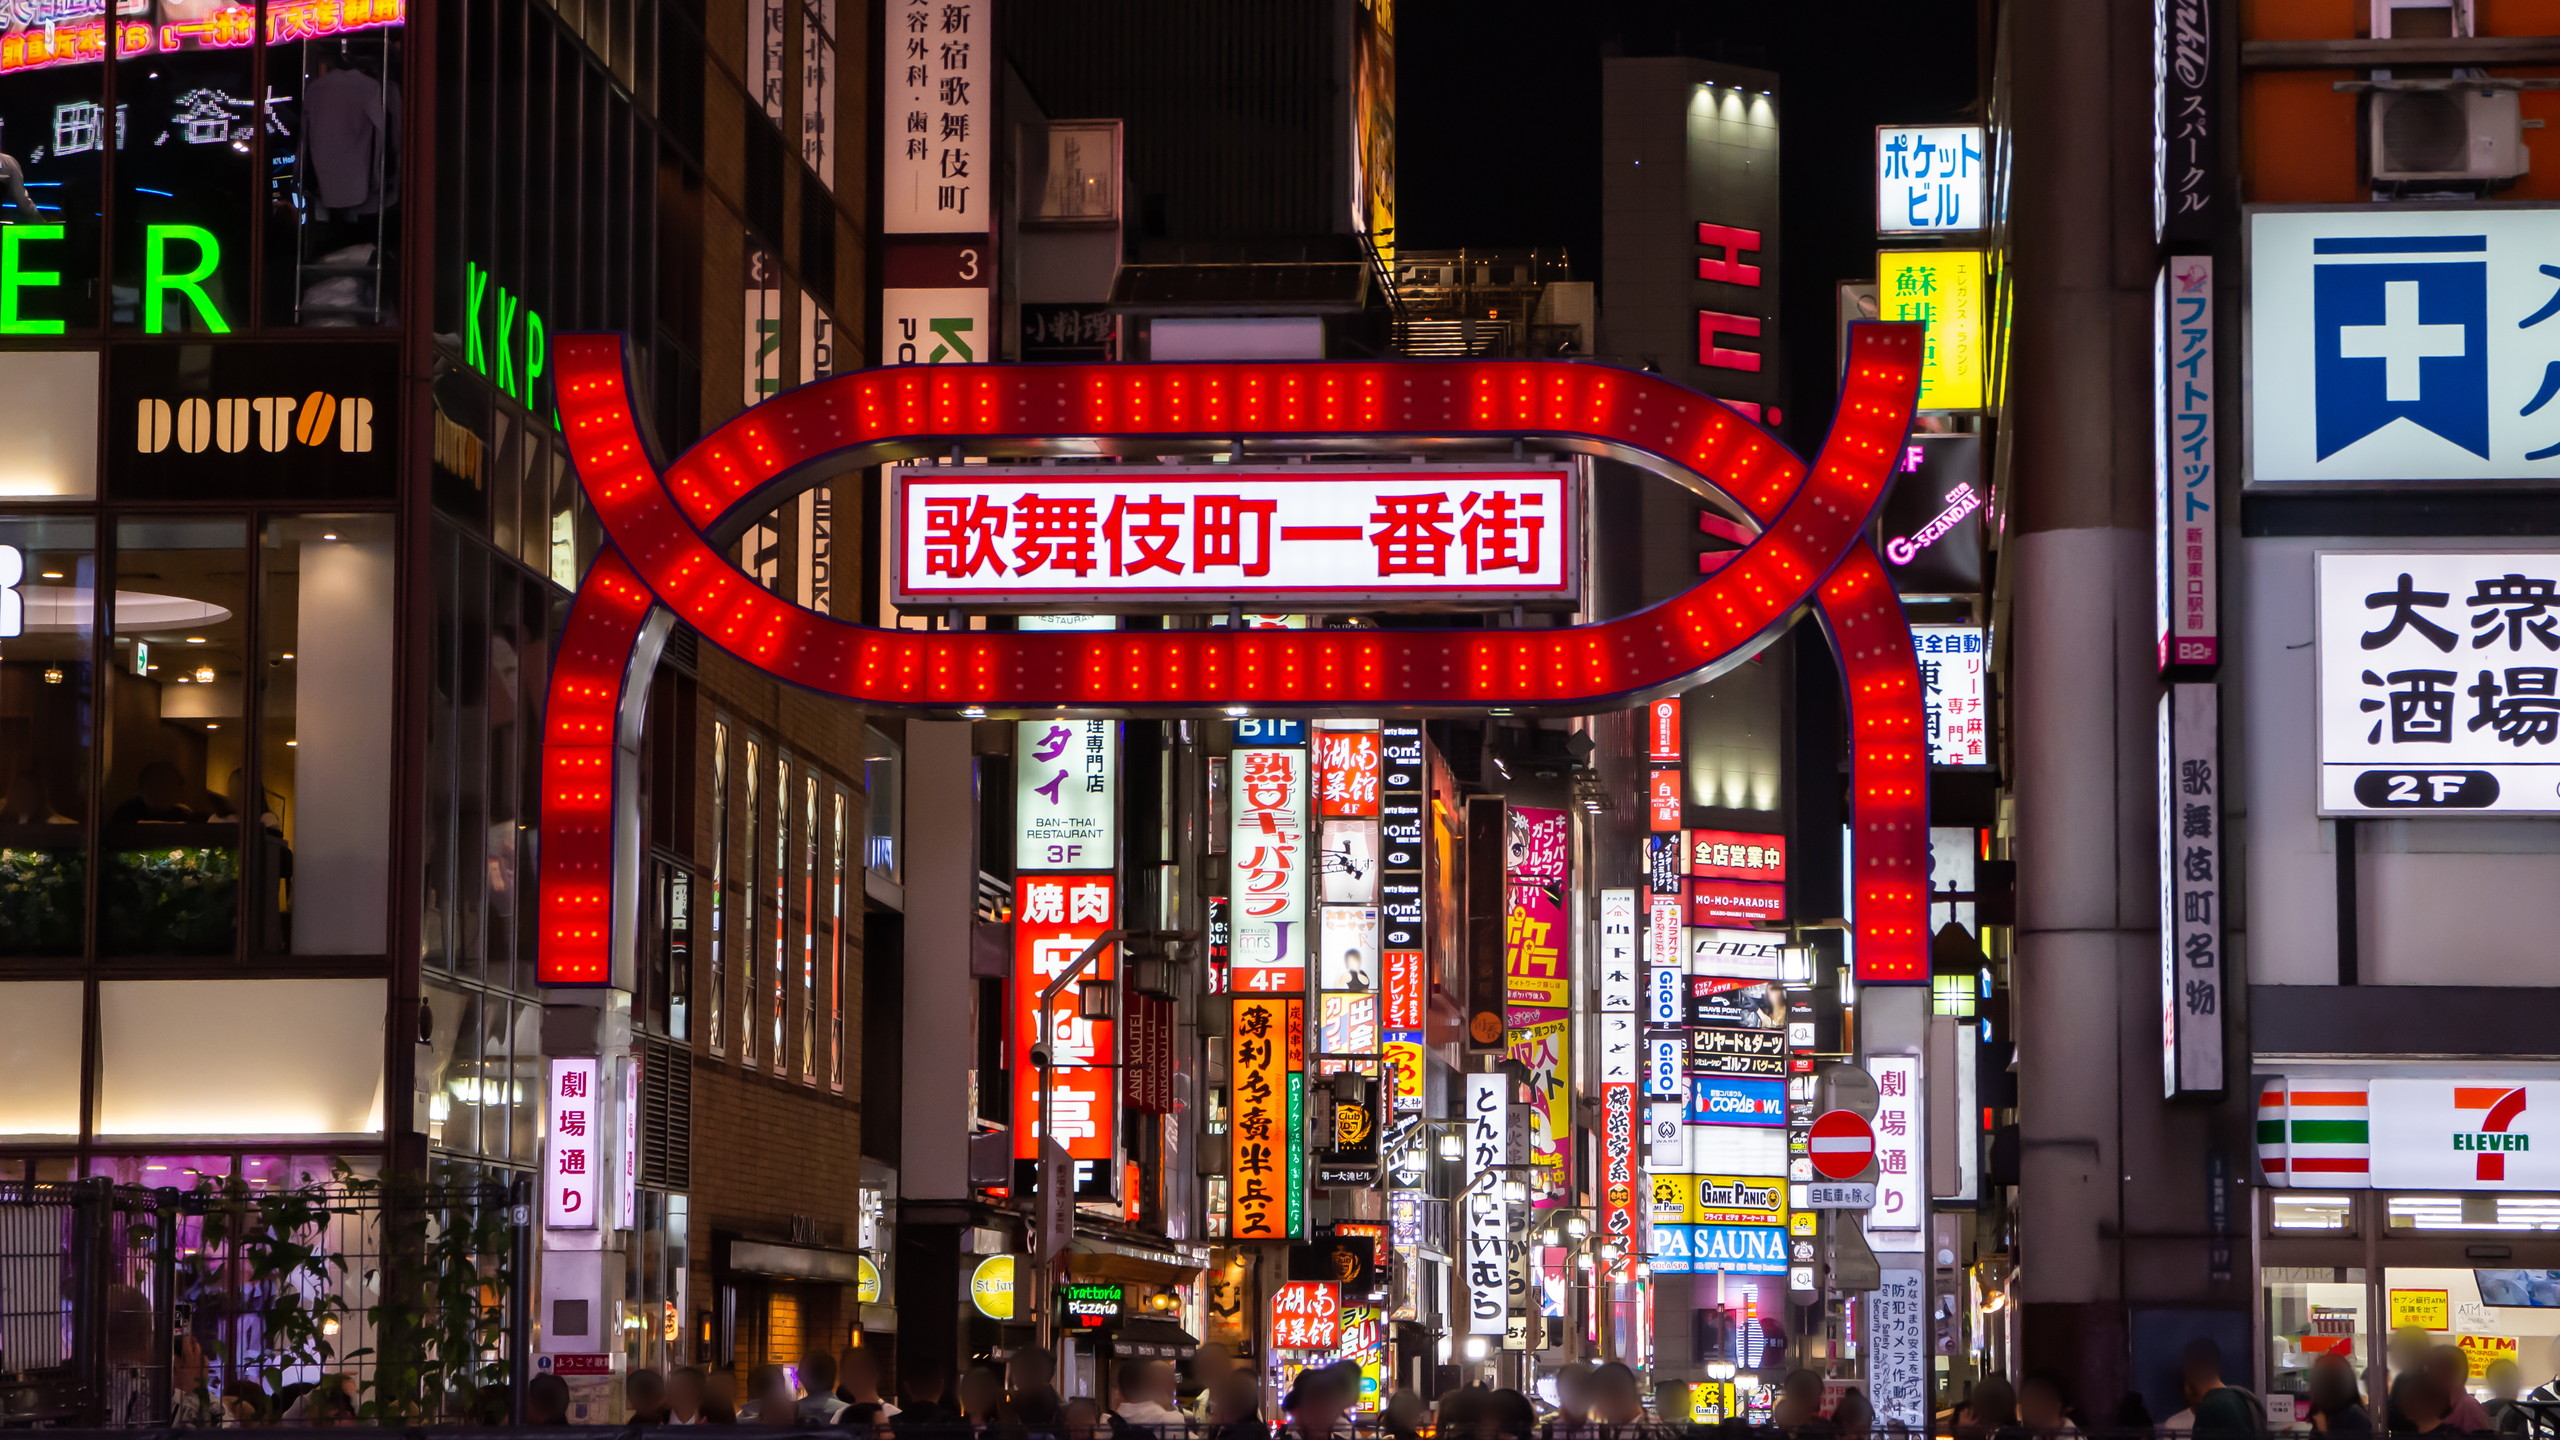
[539,327,1933,987]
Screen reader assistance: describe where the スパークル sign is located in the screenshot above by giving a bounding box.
[1913,624,1989,765]
[1876,126,1985,235]
[2317,552,2560,815]
[891,465,1576,608]
[1011,876,1118,1172]
[544,1057,602,1230]
[1016,721,1116,871]
[1230,748,1309,991]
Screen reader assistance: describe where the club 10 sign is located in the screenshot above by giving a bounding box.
[890,464,1577,609]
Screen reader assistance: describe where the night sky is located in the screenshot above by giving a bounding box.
[1398,0,1981,448]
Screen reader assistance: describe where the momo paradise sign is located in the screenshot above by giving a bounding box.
[891,464,1576,608]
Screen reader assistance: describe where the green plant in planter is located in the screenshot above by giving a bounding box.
[0,846,83,954]
[104,846,238,955]
[339,1168,516,1423]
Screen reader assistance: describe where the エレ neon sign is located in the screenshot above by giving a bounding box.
[537,328,1937,987]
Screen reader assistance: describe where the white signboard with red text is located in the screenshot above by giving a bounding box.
[891,465,1577,608]
[545,1057,602,1230]
[1011,875,1119,1168]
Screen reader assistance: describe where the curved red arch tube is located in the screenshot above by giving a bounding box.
[539,331,1932,985]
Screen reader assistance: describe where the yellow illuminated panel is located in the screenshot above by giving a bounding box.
[1878,249,1986,411]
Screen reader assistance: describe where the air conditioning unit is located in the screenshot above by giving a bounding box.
[2369,87,2528,183]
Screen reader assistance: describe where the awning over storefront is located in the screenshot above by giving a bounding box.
[724,1236,866,1284]
[1067,1235,1211,1285]
[1108,1317,1201,1359]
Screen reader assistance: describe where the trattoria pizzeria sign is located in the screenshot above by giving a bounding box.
[891,464,1577,609]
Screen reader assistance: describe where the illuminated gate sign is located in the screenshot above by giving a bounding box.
[535,334,1935,994]
[892,464,1576,608]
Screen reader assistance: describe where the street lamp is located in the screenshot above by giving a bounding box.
[1030,927,1195,1349]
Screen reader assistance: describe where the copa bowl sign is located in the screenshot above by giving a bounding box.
[2249,204,2560,485]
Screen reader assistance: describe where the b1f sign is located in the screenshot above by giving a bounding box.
[892,465,1576,609]
[2250,207,2560,485]
[2317,551,2560,814]
[1876,126,1985,234]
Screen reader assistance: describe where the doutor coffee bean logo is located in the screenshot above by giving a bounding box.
[135,391,374,455]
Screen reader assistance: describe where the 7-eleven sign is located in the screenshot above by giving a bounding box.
[2366,1079,2558,1191]
[2456,1087,2530,1183]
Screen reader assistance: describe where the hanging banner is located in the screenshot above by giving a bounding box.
[1231,747,1309,992]
[1503,806,1570,1007]
[1012,875,1119,1169]
[1601,1079,1639,1276]
[2156,256,2218,670]
[1464,1073,1511,1335]
[2161,682,2225,1098]
[1871,1270,1930,1429]
[1599,888,1640,1015]
[1015,720,1116,871]
[883,0,988,234]
[1509,1014,1573,1206]
[1231,996,1295,1239]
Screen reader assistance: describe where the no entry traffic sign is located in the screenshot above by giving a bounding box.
[1809,1109,1877,1180]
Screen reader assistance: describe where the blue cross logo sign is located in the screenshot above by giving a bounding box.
[2312,235,2489,460]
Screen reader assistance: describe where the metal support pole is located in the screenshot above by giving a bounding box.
[509,1176,534,1427]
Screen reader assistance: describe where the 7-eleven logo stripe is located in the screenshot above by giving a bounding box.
[2456,1087,2530,1182]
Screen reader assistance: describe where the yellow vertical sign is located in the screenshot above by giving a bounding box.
[1877,249,1987,410]
[1232,997,1291,1240]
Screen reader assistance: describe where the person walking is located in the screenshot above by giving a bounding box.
[1116,1359,1189,1436]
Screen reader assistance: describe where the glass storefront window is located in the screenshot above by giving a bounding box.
[262,18,403,328]
[2272,1194,2358,1232]
[0,517,96,956]
[2264,1268,2369,1407]
[104,516,247,957]
[2388,1194,2560,1232]
[113,22,254,334]
[260,514,394,955]
[0,15,106,335]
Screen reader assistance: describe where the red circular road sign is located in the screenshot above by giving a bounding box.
[1808,1110,1877,1180]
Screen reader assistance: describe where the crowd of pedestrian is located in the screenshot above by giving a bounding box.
[131,1324,2560,1436]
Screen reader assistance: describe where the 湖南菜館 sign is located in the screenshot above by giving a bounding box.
[2317,551,2560,815]
[891,464,1576,609]
[2249,207,2560,485]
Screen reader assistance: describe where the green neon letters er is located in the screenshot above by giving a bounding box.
[143,224,231,335]
[0,224,66,335]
